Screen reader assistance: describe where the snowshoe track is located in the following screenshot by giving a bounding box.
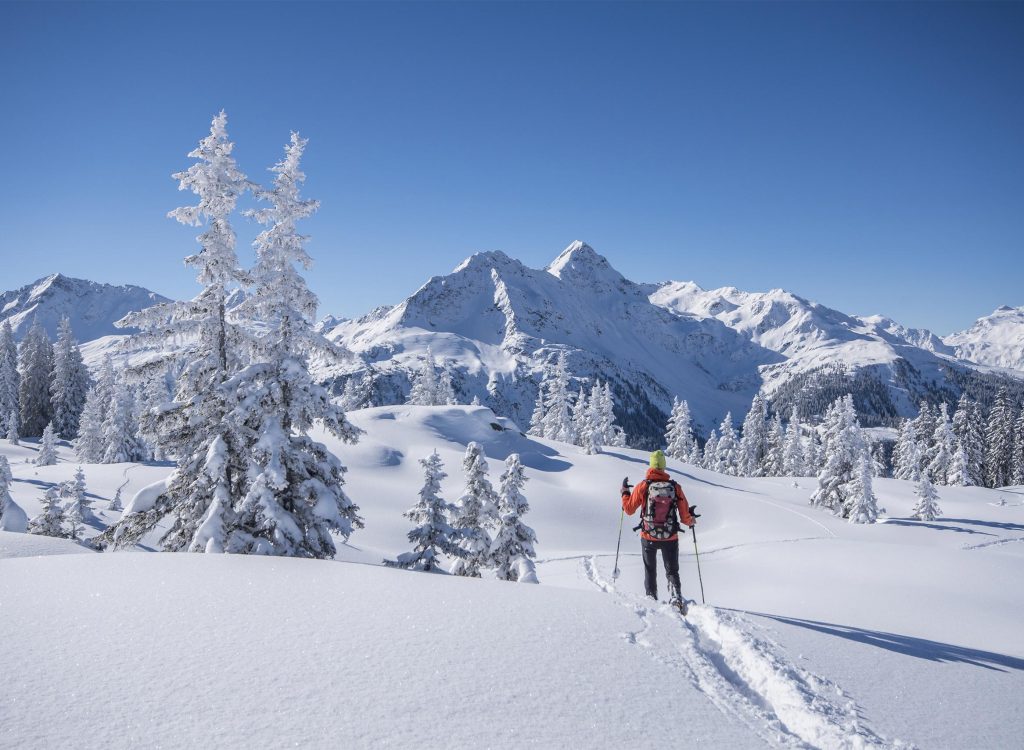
[581,556,902,750]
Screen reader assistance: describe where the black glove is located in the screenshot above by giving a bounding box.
[688,504,700,527]
[621,476,632,494]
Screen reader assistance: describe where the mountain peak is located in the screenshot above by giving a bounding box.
[545,241,627,289]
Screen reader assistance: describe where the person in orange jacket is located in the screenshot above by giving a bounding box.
[622,449,696,607]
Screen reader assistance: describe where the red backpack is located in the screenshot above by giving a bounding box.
[640,480,680,540]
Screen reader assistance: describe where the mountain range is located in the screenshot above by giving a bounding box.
[2,244,1022,447]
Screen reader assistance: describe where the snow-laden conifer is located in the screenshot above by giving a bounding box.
[74,386,105,462]
[101,379,147,463]
[63,466,94,524]
[528,376,546,438]
[1011,408,1024,487]
[540,351,575,444]
[0,455,29,532]
[408,346,439,405]
[702,430,719,470]
[17,318,53,438]
[490,453,538,582]
[0,320,19,435]
[226,131,362,558]
[339,371,375,411]
[102,112,252,552]
[947,443,972,487]
[686,438,702,467]
[927,404,955,485]
[912,473,942,521]
[782,416,805,476]
[847,453,879,524]
[763,413,785,477]
[570,386,593,452]
[28,486,67,538]
[951,394,985,487]
[713,413,739,475]
[892,420,920,481]
[35,422,57,466]
[6,409,18,445]
[911,402,937,477]
[436,365,457,406]
[811,395,868,517]
[803,426,822,476]
[386,451,457,571]
[449,441,498,577]
[664,397,695,462]
[984,388,1015,488]
[50,317,91,440]
[738,393,769,477]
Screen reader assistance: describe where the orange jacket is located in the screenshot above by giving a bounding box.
[622,468,695,542]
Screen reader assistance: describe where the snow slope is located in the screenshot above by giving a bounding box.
[944,305,1024,372]
[2,406,1022,748]
[0,273,169,342]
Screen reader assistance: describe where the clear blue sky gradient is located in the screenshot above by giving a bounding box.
[1,1,1021,334]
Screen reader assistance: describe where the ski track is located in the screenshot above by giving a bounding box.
[961,536,1024,551]
[581,555,904,750]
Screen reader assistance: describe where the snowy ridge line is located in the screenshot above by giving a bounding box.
[582,556,904,750]
[960,536,1024,551]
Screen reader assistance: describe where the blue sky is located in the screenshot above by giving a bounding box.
[1,1,1021,334]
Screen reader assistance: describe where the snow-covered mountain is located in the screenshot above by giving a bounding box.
[320,242,1022,444]
[944,305,1024,372]
[0,273,169,342]
[320,242,781,444]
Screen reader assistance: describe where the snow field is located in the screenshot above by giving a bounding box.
[2,405,1023,748]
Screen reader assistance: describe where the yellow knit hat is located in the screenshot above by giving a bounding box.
[649,450,666,469]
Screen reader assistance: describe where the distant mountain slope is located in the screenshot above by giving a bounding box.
[0,273,169,342]
[322,242,781,444]
[944,305,1024,372]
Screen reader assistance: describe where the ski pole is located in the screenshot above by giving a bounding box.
[613,477,629,580]
[612,508,625,579]
[691,524,706,605]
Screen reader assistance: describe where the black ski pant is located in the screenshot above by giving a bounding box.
[642,538,681,602]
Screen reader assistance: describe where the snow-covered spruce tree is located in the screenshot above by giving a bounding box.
[101,111,253,552]
[951,394,985,487]
[810,395,868,517]
[101,379,147,464]
[489,453,538,582]
[701,430,719,470]
[947,443,972,487]
[570,385,591,449]
[763,412,785,477]
[664,397,695,462]
[386,451,457,572]
[63,465,94,523]
[436,365,457,406]
[846,453,879,524]
[911,402,937,477]
[927,404,955,485]
[0,320,19,435]
[1012,407,1024,487]
[408,346,439,405]
[17,317,54,438]
[892,419,920,481]
[528,370,547,437]
[713,413,739,475]
[35,422,57,466]
[540,351,575,444]
[449,441,499,577]
[782,416,806,476]
[984,388,1015,488]
[74,385,106,462]
[50,316,91,440]
[225,131,363,558]
[738,393,769,477]
[602,383,627,448]
[28,485,67,538]
[803,426,823,476]
[0,455,29,532]
[339,371,375,412]
[6,409,18,445]
[686,437,702,466]
[912,473,942,521]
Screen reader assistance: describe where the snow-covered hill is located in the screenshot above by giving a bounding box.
[321,242,781,442]
[945,305,1024,372]
[2,405,1022,748]
[0,273,169,342]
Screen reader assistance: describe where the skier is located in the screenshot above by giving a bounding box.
[622,450,696,611]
